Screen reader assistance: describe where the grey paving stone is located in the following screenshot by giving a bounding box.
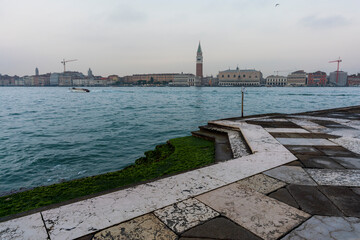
[287,185,343,216]
[235,173,286,194]
[276,138,336,146]
[317,146,356,157]
[92,213,177,240]
[268,187,299,209]
[332,156,360,169]
[181,217,262,240]
[281,216,360,240]
[154,198,219,234]
[306,169,360,187]
[297,155,344,169]
[286,146,322,155]
[264,166,317,186]
[319,186,360,217]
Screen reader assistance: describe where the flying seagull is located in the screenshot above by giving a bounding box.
[275,3,280,7]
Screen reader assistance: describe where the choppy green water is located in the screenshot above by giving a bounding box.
[0,87,359,194]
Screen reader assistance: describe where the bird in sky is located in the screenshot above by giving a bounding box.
[275,3,280,7]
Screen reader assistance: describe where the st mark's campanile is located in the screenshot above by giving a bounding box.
[196,42,203,78]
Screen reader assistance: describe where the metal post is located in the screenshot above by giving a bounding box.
[241,87,244,118]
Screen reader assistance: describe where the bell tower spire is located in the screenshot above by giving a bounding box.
[196,42,203,78]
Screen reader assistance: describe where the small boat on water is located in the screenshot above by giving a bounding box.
[70,87,90,93]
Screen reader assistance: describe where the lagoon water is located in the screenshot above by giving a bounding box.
[0,87,359,194]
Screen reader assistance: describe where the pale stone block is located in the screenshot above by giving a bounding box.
[154,198,219,234]
[236,173,286,194]
[282,216,360,240]
[92,213,177,240]
[306,169,360,187]
[276,138,337,146]
[0,213,48,240]
[196,184,309,240]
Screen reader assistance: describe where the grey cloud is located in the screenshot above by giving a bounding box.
[107,5,147,24]
[300,15,350,28]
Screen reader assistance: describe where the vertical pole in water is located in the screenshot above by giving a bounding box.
[241,87,245,118]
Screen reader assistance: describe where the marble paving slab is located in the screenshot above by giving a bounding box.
[42,170,226,240]
[331,157,360,169]
[196,184,309,240]
[212,121,290,153]
[236,173,286,194]
[154,198,219,234]
[0,213,48,240]
[92,213,177,240]
[289,118,327,133]
[264,166,317,186]
[42,149,296,240]
[306,169,360,187]
[265,128,309,133]
[196,151,297,185]
[281,216,360,240]
[276,138,337,146]
[251,118,289,122]
[330,137,360,154]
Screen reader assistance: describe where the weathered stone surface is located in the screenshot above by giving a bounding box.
[319,186,360,217]
[287,185,342,216]
[264,166,317,186]
[289,118,327,133]
[317,146,356,157]
[297,155,344,169]
[196,184,309,240]
[236,173,286,194]
[92,214,177,240]
[306,169,360,187]
[282,216,360,240]
[265,128,309,133]
[276,138,337,146]
[286,146,322,155]
[181,217,262,240]
[331,137,360,155]
[332,156,360,169]
[0,213,48,240]
[268,187,299,209]
[154,198,219,234]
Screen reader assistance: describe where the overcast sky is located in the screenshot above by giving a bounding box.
[0,0,359,77]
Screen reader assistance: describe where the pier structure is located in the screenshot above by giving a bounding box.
[1,106,360,239]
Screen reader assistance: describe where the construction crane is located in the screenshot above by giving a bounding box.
[329,57,342,84]
[61,59,77,73]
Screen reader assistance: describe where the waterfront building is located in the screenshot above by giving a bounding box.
[35,67,39,76]
[172,73,199,86]
[265,75,287,86]
[307,71,327,86]
[217,67,262,86]
[287,70,307,86]
[348,74,360,86]
[329,71,348,86]
[15,77,24,86]
[196,42,203,78]
[124,73,177,84]
[50,73,60,86]
[201,76,218,86]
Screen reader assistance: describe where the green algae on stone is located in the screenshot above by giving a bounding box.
[0,136,214,218]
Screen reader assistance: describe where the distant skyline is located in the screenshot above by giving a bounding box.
[1,0,359,77]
